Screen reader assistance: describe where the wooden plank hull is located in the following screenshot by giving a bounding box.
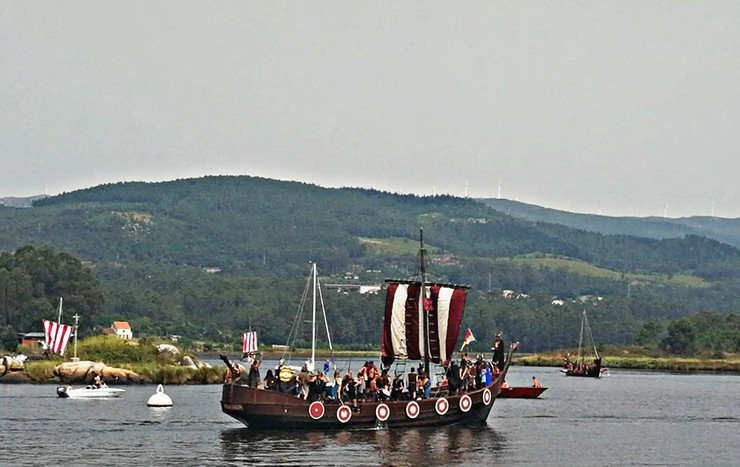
[221,376,505,430]
[563,367,607,378]
[497,386,547,399]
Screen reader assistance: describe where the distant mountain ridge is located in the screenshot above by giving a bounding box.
[478,198,740,248]
[4,176,740,352]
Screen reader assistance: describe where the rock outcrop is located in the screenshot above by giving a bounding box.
[156,344,180,358]
[54,360,151,384]
[2,355,27,376]
[179,355,212,370]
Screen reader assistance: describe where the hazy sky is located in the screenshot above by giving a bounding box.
[2,2,739,218]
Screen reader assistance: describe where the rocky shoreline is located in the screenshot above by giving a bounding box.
[1,350,221,384]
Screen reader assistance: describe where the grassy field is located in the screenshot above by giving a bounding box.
[500,254,710,288]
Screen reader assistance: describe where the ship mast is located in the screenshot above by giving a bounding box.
[420,228,430,377]
[310,262,317,372]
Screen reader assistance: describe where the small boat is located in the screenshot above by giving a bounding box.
[563,310,608,378]
[57,384,126,399]
[221,229,515,429]
[497,386,547,399]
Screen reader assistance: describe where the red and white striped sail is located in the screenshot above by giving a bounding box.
[42,319,74,356]
[242,331,258,354]
[380,281,468,367]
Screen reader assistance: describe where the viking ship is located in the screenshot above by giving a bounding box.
[220,229,513,429]
[563,310,607,378]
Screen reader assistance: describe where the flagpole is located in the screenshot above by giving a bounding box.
[72,313,80,362]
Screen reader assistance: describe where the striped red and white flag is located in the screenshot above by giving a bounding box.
[42,319,74,356]
[242,331,258,354]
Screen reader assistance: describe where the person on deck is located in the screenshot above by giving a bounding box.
[407,367,418,400]
[422,372,432,399]
[246,352,263,388]
[417,372,428,399]
[298,364,313,399]
[93,372,103,388]
[224,364,242,384]
[459,358,470,393]
[447,360,461,395]
[310,372,327,401]
[333,370,342,400]
[368,361,379,382]
[263,369,277,391]
[340,370,354,403]
[390,372,405,401]
[532,376,542,388]
[491,332,506,372]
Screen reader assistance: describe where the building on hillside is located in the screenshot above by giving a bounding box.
[112,321,133,340]
[325,284,382,294]
[20,332,46,347]
[359,285,381,294]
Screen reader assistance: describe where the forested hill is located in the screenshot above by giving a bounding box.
[2,175,740,352]
[480,198,740,248]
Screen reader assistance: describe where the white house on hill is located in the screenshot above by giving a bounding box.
[112,321,133,340]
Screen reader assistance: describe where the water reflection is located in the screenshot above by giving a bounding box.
[220,424,506,466]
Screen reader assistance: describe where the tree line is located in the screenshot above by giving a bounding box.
[2,176,740,355]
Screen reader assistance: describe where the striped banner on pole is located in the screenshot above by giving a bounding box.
[42,319,74,356]
[242,331,258,354]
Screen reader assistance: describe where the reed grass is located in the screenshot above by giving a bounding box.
[515,354,740,372]
[19,360,59,381]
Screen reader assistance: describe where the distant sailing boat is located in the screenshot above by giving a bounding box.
[563,310,607,378]
[220,229,516,429]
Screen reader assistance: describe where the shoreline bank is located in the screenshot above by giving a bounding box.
[515,355,740,373]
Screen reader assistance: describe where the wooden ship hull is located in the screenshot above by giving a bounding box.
[221,372,506,430]
[563,367,607,378]
[497,386,547,399]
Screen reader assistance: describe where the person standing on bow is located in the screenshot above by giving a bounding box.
[491,332,506,373]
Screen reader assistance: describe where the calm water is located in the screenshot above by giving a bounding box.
[2,365,739,466]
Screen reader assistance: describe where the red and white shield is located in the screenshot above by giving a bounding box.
[459,394,472,412]
[336,405,352,423]
[309,401,325,420]
[435,397,449,415]
[375,403,390,422]
[482,388,492,405]
[406,400,420,419]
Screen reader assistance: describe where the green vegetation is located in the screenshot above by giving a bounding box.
[21,360,59,381]
[516,351,740,372]
[503,255,710,288]
[3,176,740,358]
[75,335,160,365]
[17,335,225,384]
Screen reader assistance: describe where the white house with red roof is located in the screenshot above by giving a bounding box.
[112,321,133,340]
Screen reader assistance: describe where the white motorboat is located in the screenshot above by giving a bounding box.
[57,383,126,399]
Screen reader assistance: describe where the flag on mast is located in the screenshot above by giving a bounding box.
[460,328,476,350]
[242,331,258,355]
[42,319,74,356]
